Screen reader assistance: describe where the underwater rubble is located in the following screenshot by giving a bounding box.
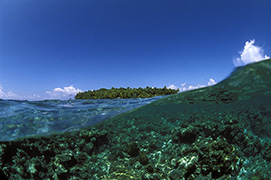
[1,59,271,179]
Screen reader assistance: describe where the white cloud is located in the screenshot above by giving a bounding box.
[0,84,20,99]
[0,84,82,100]
[180,83,187,91]
[0,84,43,100]
[207,78,216,86]
[187,84,206,91]
[168,78,217,92]
[46,85,82,99]
[233,39,270,66]
[167,84,179,90]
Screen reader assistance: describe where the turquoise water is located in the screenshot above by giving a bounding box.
[1,60,271,179]
[0,97,162,141]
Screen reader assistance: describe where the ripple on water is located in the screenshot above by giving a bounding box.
[0,97,163,141]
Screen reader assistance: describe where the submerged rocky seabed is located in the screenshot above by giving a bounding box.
[1,60,271,179]
[1,96,271,180]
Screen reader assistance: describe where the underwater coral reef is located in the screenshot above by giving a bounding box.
[1,60,271,179]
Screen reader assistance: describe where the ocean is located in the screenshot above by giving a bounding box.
[0,60,271,179]
[0,97,162,141]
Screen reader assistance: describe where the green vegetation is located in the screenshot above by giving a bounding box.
[75,86,179,99]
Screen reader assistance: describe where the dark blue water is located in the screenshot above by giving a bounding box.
[0,97,163,141]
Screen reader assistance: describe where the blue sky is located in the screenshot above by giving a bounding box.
[0,0,271,99]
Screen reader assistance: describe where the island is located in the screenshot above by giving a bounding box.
[75,86,179,99]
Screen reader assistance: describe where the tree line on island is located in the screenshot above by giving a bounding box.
[75,86,179,99]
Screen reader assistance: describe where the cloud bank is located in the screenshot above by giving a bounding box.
[233,39,270,66]
[0,84,82,100]
[167,78,216,92]
[46,85,82,99]
[0,84,19,99]
[0,84,42,100]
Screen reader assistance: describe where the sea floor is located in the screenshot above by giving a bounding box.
[1,95,271,179]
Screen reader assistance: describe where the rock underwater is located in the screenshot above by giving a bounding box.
[1,59,271,179]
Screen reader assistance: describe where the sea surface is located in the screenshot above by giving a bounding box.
[1,60,271,179]
[0,96,163,141]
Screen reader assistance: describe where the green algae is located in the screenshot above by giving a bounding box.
[1,60,271,179]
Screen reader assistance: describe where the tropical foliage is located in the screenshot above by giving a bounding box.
[75,86,179,99]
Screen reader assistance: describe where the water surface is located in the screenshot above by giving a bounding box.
[0,97,162,141]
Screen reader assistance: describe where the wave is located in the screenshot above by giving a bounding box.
[0,97,163,141]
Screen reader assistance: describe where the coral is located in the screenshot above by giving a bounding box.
[0,168,8,180]
[127,142,140,157]
[196,137,239,178]
[139,151,149,165]
[1,59,271,179]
